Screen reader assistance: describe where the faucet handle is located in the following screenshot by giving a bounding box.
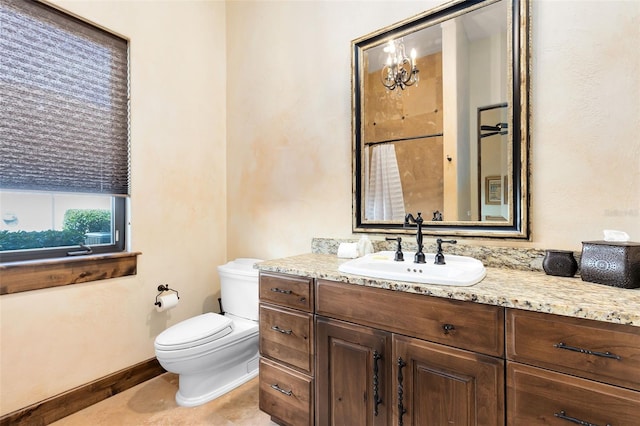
[404,212,423,227]
[414,212,423,224]
[385,237,404,261]
[434,239,457,265]
[436,238,457,247]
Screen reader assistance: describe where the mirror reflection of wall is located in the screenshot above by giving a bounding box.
[478,103,509,221]
[363,46,443,221]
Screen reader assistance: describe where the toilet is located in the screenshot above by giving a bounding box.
[154,258,262,407]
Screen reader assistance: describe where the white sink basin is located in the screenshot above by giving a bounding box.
[338,251,486,286]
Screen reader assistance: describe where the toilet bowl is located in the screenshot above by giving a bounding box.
[154,258,262,407]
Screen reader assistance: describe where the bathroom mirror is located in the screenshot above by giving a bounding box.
[352,0,529,238]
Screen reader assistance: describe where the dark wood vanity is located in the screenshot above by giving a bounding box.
[258,272,315,425]
[506,309,640,425]
[258,268,640,426]
[315,280,505,425]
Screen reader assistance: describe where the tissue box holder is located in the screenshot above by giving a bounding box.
[580,241,640,289]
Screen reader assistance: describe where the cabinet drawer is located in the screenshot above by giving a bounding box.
[316,279,504,357]
[508,362,640,425]
[507,309,640,391]
[259,357,313,426]
[259,272,313,312]
[260,304,314,374]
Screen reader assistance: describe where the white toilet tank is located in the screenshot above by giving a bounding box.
[217,258,262,321]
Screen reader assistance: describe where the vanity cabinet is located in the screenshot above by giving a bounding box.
[315,279,505,426]
[258,272,315,426]
[506,309,640,425]
[257,267,640,426]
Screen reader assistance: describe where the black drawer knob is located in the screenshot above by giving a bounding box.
[442,323,455,334]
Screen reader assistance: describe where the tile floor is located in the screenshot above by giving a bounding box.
[52,374,278,426]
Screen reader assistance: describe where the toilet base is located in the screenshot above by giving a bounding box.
[175,353,259,407]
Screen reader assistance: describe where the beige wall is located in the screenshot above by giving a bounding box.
[0,0,228,415]
[225,1,442,260]
[227,0,640,257]
[1,0,639,416]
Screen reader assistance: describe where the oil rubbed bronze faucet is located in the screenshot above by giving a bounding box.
[385,236,404,261]
[404,212,426,263]
[434,238,457,265]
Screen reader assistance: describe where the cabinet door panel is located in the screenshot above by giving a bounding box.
[316,317,391,426]
[507,362,640,426]
[412,362,472,424]
[393,334,504,426]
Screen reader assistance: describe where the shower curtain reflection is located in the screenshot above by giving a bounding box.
[365,144,406,221]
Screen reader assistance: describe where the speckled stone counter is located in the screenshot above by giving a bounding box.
[257,253,640,327]
[311,237,549,271]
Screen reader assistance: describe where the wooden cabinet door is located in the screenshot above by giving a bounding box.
[393,334,505,426]
[316,317,392,426]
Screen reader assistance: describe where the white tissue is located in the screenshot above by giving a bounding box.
[156,292,179,312]
[603,229,630,242]
[357,235,374,256]
[337,242,359,258]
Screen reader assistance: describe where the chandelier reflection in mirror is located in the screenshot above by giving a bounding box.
[380,38,419,91]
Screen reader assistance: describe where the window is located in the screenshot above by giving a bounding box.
[0,0,129,262]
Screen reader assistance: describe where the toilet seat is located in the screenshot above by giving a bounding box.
[155,313,233,351]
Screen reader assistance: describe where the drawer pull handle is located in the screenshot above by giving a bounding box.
[554,410,611,426]
[397,357,407,426]
[271,325,292,335]
[373,351,382,416]
[442,323,455,334]
[270,287,292,295]
[270,383,293,396]
[554,342,621,360]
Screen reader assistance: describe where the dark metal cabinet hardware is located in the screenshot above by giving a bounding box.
[373,351,382,416]
[397,357,407,425]
[554,410,611,426]
[554,342,621,360]
[270,383,293,396]
[270,287,292,294]
[270,325,292,335]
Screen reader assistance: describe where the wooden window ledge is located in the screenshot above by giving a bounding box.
[0,252,141,295]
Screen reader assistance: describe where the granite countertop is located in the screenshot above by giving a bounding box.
[257,253,640,327]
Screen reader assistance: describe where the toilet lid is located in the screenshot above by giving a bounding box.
[155,313,233,350]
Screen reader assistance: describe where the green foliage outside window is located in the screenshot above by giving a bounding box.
[0,229,85,250]
[63,209,111,234]
[0,209,110,251]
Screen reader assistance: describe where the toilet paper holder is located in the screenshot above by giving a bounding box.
[155,284,180,307]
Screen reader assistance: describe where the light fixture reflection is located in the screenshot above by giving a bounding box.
[381,38,419,91]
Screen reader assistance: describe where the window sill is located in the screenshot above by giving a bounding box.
[0,252,141,295]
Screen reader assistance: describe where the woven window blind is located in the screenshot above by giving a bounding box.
[0,0,129,195]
